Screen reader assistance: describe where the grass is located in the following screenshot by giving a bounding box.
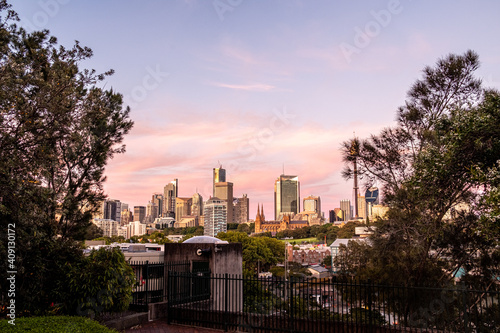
[0,315,118,332]
[279,237,321,244]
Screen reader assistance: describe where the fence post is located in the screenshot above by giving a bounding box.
[289,280,294,332]
[368,279,373,332]
[167,270,171,325]
[224,273,229,332]
[145,260,149,308]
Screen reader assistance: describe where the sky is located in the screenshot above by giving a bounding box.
[10,0,500,218]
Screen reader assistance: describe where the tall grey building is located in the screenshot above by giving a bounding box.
[134,206,146,223]
[233,194,249,224]
[191,193,204,217]
[204,197,227,237]
[340,199,352,222]
[102,199,121,223]
[163,179,178,218]
[274,175,300,220]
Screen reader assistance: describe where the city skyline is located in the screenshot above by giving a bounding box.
[10,1,500,215]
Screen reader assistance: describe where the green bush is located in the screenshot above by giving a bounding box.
[0,316,117,332]
[65,248,135,317]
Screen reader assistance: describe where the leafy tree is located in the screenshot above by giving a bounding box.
[0,1,133,315]
[339,50,500,288]
[65,248,135,317]
[217,231,285,274]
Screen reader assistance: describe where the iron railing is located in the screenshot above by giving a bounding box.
[166,272,500,333]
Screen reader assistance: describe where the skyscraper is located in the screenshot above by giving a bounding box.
[133,206,146,223]
[175,197,192,220]
[233,194,249,224]
[340,199,351,222]
[303,195,321,215]
[274,175,300,220]
[204,197,227,237]
[191,193,204,217]
[163,179,178,218]
[102,199,122,223]
[214,181,233,223]
[151,193,163,217]
[213,165,226,197]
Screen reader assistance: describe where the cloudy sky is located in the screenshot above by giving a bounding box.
[11,0,500,218]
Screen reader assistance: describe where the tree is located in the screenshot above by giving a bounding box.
[339,50,500,288]
[0,1,133,314]
[217,231,285,274]
[65,248,135,317]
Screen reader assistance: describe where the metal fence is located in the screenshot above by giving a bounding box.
[166,272,500,333]
[129,260,191,310]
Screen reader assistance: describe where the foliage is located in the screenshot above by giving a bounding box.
[217,231,285,274]
[322,255,332,267]
[65,248,135,316]
[0,1,133,315]
[277,223,340,244]
[340,308,387,326]
[237,222,255,234]
[339,50,500,288]
[243,278,278,314]
[0,315,118,332]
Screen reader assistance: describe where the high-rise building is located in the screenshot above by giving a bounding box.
[92,218,120,238]
[357,195,367,219]
[340,199,351,221]
[204,197,227,237]
[102,199,122,223]
[233,194,249,224]
[151,193,163,217]
[274,175,300,220]
[303,195,321,215]
[175,197,192,220]
[163,179,178,217]
[120,208,133,225]
[126,221,147,239]
[134,206,146,223]
[213,165,226,197]
[191,193,204,217]
[214,181,233,223]
[145,200,159,223]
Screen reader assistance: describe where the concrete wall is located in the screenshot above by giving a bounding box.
[164,242,243,312]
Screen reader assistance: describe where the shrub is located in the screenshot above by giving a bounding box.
[65,248,135,317]
[0,316,117,332]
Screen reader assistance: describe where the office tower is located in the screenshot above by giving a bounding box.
[233,194,249,224]
[151,193,163,217]
[146,200,159,223]
[102,199,121,223]
[121,203,129,213]
[175,197,192,220]
[303,195,321,215]
[133,206,146,223]
[274,175,300,220]
[163,179,178,217]
[121,208,133,225]
[357,195,367,219]
[204,197,227,237]
[340,199,351,221]
[329,210,336,223]
[213,165,226,197]
[214,181,233,223]
[191,193,204,217]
